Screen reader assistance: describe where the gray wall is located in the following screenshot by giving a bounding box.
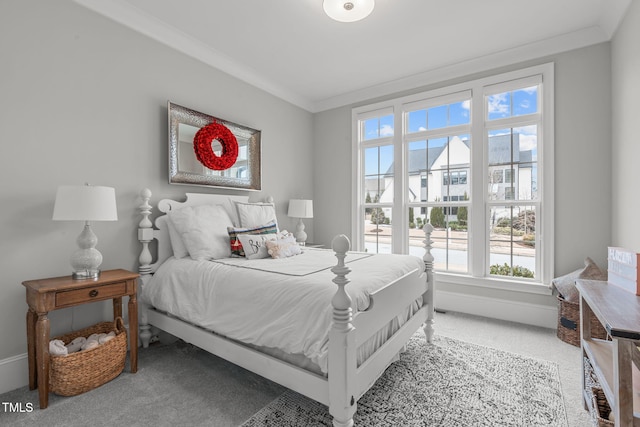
[612,0,640,250]
[313,43,613,308]
[0,1,313,361]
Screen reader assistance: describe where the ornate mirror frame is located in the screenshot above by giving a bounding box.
[168,102,262,191]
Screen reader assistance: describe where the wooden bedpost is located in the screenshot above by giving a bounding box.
[422,223,435,343]
[138,188,154,348]
[328,235,357,427]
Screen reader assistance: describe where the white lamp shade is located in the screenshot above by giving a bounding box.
[53,185,118,221]
[288,199,314,219]
[323,0,374,22]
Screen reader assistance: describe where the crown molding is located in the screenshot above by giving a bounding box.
[74,0,314,112]
[313,25,610,112]
[75,0,621,114]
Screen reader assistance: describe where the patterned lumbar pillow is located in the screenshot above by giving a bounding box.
[237,234,278,260]
[227,221,277,257]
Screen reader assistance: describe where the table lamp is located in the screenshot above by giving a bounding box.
[52,184,118,279]
[288,199,313,244]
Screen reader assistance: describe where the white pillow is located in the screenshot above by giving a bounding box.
[166,216,189,259]
[236,201,278,230]
[237,234,278,260]
[167,204,234,260]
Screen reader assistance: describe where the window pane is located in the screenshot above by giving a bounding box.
[489,205,536,279]
[488,85,538,120]
[364,207,393,254]
[487,127,537,201]
[407,110,427,133]
[487,92,511,120]
[412,207,468,273]
[432,135,470,203]
[427,105,447,129]
[363,114,394,140]
[427,138,448,202]
[408,140,431,202]
[449,100,471,126]
[513,86,538,116]
[364,145,393,203]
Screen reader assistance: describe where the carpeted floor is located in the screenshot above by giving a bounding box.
[0,311,591,426]
[241,334,567,426]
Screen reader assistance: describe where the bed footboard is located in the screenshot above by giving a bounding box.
[327,226,434,427]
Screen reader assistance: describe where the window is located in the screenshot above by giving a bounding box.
[443,171,467,186]
[353,64,554,289]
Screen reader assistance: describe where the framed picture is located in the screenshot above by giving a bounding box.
[168,102,261,191]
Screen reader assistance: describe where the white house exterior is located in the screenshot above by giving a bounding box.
[368,133,535,224]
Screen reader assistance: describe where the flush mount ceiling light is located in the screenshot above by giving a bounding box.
[323,0,375,22]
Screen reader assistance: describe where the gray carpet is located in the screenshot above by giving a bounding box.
[0,340,285,427]
[242,333,568,426]
[0,311,585,426]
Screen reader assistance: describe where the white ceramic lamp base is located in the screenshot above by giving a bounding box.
[70,223,103,279]
[294,218,307,244]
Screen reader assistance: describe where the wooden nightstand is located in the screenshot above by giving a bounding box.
[22,269,139,409]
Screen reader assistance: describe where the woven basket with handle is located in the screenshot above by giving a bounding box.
[49,317,127,396]
[556,295,608,346]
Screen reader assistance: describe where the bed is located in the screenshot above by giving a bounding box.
[136,188,435,427]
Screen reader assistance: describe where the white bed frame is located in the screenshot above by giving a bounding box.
[136,188,435,427]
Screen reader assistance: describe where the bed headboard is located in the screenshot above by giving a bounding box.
[138,188,252,280]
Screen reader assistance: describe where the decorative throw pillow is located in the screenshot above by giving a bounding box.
[227,221,277,257]
[578,257,608,281]
[235,201,278,230]
[552,257,607,303]
[237,234,278,260]
[266,235,302,259]
[167,204,234,260]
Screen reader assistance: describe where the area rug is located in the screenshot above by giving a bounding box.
[241,333,568,426]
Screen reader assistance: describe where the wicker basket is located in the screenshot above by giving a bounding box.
[49,317,127,396]
[590,387,614,426]
[557,295,608,346]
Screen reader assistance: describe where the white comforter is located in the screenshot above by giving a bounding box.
[142,248,425,373]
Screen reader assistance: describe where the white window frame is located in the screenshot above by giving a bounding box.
[352,63,554,294]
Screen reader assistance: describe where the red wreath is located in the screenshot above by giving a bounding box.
[193,122,239,170]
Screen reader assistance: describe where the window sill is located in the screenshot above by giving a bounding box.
[434,272,553,296]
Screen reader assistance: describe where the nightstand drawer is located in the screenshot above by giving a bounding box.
[56,282,126,307]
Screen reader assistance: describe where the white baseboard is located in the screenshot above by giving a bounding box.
[0,353,28,395]
[435,290,557,329]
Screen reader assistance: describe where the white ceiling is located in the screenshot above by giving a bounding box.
[75,0,630,112]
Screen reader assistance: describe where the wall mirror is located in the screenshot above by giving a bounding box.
[168,102,261,191]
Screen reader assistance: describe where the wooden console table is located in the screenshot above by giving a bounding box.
[22,269,139,409]
[577,280,640,427]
